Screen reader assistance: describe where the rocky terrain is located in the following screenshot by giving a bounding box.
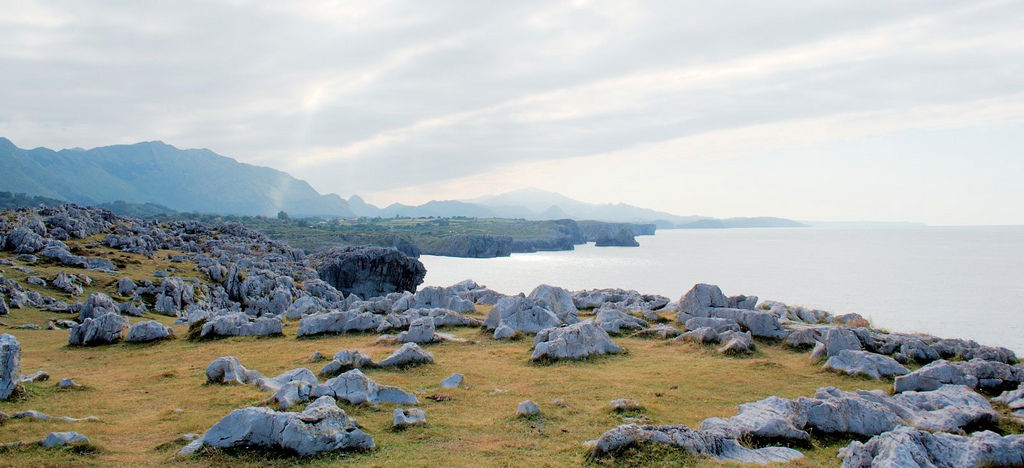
[0,204,1021,467]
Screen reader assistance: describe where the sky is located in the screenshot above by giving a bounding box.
[1,0,1023,225]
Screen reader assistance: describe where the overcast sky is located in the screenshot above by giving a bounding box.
[2,1,1023,224]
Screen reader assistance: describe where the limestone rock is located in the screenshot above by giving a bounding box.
[676,327,720,344]
[68,312,128,346]
[308,246,426,299]
[1,333,21,400]
[717,331,755,355]
[195,313,282,339]
[894,359,1024,393]
[377,343,434,368]
[587,424,803,464]
[79,292,118,321]
[205,356,262,385]
[517,400,540,417]
[254,368,318,393]
[531,320,624,361]
[179,396,374,456]
[484,294,560,339]
[676,283,727,319]
[297,310,382,337]
[594,306,648,334]
[440,373,463,388]
[319,350,375,377]
[528,284,579,324]
[685,317,740,333]
[393,408,427,428]
[839,426,1024,468]
[610,399,643,411]
[823,350,909,379]
[312,369,418,405]
[40,432,91,447]
[395,317,439,344]
[631,325,681,339]
[126,320,174,343]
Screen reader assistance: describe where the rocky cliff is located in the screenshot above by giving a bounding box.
[307,246,426,298]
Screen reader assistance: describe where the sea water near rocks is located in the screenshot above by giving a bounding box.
[422,226,1024,353]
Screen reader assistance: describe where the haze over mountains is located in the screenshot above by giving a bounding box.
[0,138,804,228]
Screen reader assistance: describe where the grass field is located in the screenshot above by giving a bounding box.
[0,246,1009,467]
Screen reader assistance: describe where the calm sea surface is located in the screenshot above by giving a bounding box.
[421,227,1024,353]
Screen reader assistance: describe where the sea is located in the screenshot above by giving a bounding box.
[421,227,1024,354]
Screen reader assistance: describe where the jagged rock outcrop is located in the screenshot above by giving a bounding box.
[308,246,426,298]
[593,227,640,247]
[717,331,755,355]
[572,288,669,311]
[484,294,560,339]
[587,424,803,464]
[126,320,174,343]
[699,385,996,443]
[632,324,681,339]
[193,313,282,339]
[530,320,624,361]
[839,426,1024,468]
[1,333,21,400]
[676,284,786,339]
[52,271,83,295]
[297,310,382,337]
[528,284,578,324]
[179,396,374,456]
[68,312,129,346]
[594,305,648,334]
[312,369,417,405]
[79,292,118,321]
[893,359,1024,393]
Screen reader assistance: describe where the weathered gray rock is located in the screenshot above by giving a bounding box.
[68,312,129,346]
[284,296,326,320]
[820,327,864,357]
[79,292,118,321]
[717,330,755,355]
[440,373,463,388]
[205,356,262,385]
[308,246,425,299]
[10,410,98,422]
[196,313,282,339]
[587,424,803,464]
[410,286,475,314]
[312,369,417,405]
[631,325,681,339]
[531,320,624,361]
[392,408,427,428]
[26,276,46,286]
[0,294,7,316]
[297,310,382,337]
[271,381,314,410]
[528,284,579,324]
[377,343,434,368]
[40,432,91,447]
[1,333,21,400]
[126,320,174,343]
[995,384,1024,417]
[52,271,82,296]
[57,378,77,389]
[676,327,720,344]
[594,306,648,334]
[20,370,48,382]
[839,426,1024,468]
[727,295,759,310]
[783,328,821,349]
[676,283,728,320]
[823,350,909,379]
[610,399,643,411]
[254,368,318,393]
[516,400,540,417]
[179,396,374,456]
[117,277,137,297]
[484,294,560,339]
[685,317,740,333]
[894,359,1024,393]
[319,350,375,377]
[395,317,439,344]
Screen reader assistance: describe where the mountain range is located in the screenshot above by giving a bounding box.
[0,137,805,228]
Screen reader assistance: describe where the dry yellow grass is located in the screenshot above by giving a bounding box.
[0,247,905,467]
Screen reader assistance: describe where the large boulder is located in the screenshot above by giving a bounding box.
[395,317,439,344]
[126,320,174,343]
[312,369,417,405]
[194,313,282,339]
[676,283,727,320]
[839,426,1024,468]
[1,334,21,400]
[587,423,803,464]
[894,359,1024,393]
[79,292,118,321]
[68,312,129,346]
[308,246,426,298]
[483,294,560,339]
[530,320,624,361]
[527,284,578,324]
[377,343,434,367]
[823,350,909,379]
[179,396,374,456]
[297,310,382,337]
[206,356,262,385]
[594,306,648,334]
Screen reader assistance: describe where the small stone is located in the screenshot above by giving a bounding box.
[517,400,540,417]
[57,378,77,389]
[610,399,643,411]
[392,408,427,428]
[440,373,464,388]
[40,432,90,447]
